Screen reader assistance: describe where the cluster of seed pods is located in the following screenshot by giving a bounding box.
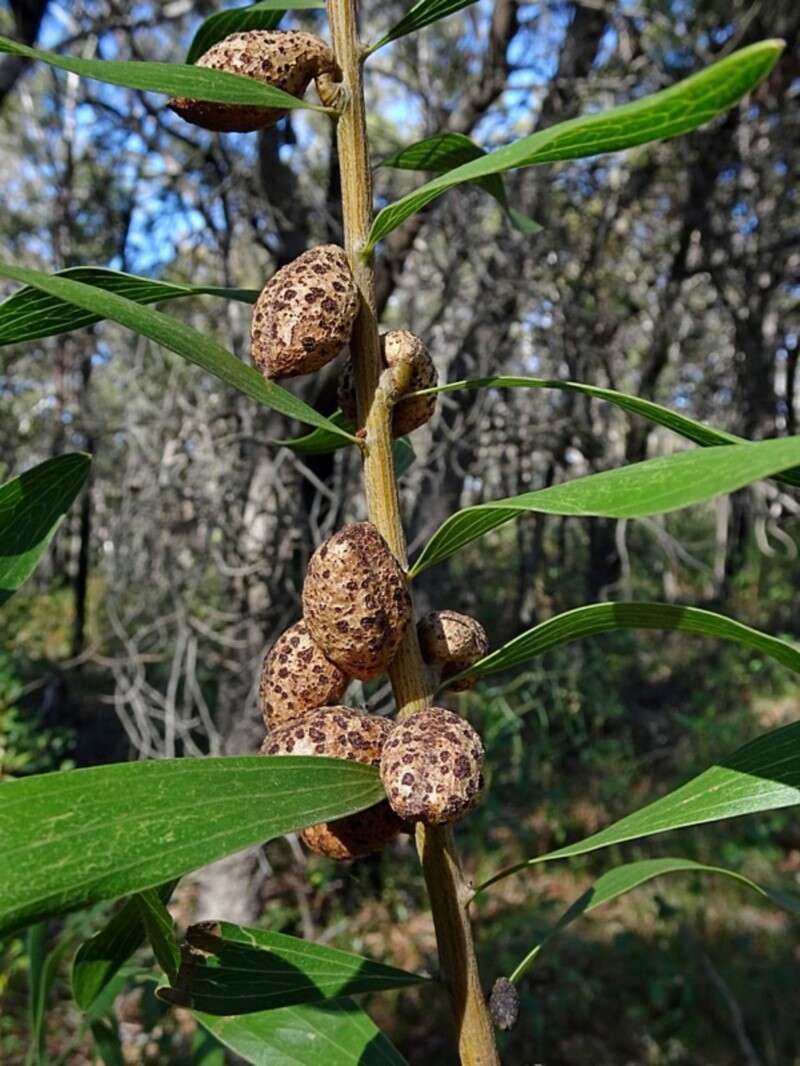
[172,29,489,858]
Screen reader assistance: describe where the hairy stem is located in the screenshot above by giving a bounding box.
[326,3,501,1063]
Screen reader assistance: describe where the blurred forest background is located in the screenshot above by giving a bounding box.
[1,0,799,1063]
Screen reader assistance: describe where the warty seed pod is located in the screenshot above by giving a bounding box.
[303,522,412,681]
[168,31,340,133]
[250,245,359,378]
[259,620,350,731]
[380,707,484,826]
[338,330,438,436]
[417,610,489,691]
[260,707,403,859]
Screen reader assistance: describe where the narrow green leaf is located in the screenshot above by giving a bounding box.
[187,1,326,65]
[27,927,74,1066]
[366,40,784,248]
[270,410,356,453]
[506,858,800,981]
[379,133,541,234]
[0,264,356,443]
[137,889,181,983]
[368,0,480,52]
[89,1020,125,1066]
[477,721,800,891]
[0,756,384,936]
[0,34,323,112]
[0,267,258,347]
[394,438,415,478]
[450,602,800,688]
[413,375,800,489]
[159,920,428,1014]
[409,435,800,576]
[0,453,91,607]
[72,882,177,1011]
[197,998,409,1065]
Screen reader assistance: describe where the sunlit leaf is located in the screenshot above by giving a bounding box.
[0,263,356,443]
[0,756,383,935]
[368,0,480,52]
[367,40,784,248]
[159,920,428,1014]
[0,267,258,347]
[410,435,800,576]
[477,721,800,891]
[0,34,324,112]
[197,997,409,1065]
[0,453,90,607]
[379,133,541,234]
[504,858,800,981]
[450,602,800,688]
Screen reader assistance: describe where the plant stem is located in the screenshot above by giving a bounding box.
[326,4,501,1063]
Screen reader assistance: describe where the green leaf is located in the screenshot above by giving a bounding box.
[0,34,324,113]
[366,40,784,248]
[379,133,541,234]
[197,998,409,1065]
[187,1,326,65]
[368,0,480,53]
[413,375,800,489]
[137,889,181,983]
[450,602,800,688]
[89,1020,125,1066]
[477,720,800,891]
[506,858,800,982]
[0,755,384,936]
[0,263,356,444]
[159,920,428,1014]
[0,453,91,607]
[394,438,415,478]
[0,267,258,347]
[409,435,800,576]
[270,410,356,453]
[72,881,177,1012]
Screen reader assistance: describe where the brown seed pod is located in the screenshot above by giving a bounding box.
[259,620,350,731]
[303,522,412,681]
[250,245,359,379]
[168,31,340,133]
[338,330,438,436]
[260,707,402,859]
[417,610,489,691]
[380,707,484,826]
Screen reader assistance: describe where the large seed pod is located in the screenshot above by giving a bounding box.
[418,610,489,691]
[380,708,484,826]
[338,330,437,436]
[259,621,349,731]
[168,31,339,133]
[303,523,412,680]
[260,707,402,859]
[250,245,359,378]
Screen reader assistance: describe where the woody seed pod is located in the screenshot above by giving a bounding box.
[380,708,484,826]
[250,245,359,378]
[338,330,438,436]
[260,707,402,859]
[417,610,489,691]
[303,522,412,681]
[168,31,340,133]
[259,621,349,731]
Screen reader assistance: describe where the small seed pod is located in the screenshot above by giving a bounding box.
[168,31,340,133]
[250,245,359,379]
[380,708,484,826]
[260,707,402,859]
[259,621,350,731]
[303,522,412,681]
[338,330,438,436]
[418,610,489,691]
